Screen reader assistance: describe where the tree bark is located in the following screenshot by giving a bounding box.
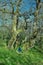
[8,0,22,49]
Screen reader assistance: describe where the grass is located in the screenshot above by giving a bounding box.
[0,47,43,65]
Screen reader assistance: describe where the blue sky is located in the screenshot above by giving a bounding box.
[0,0,43,25]
[0,0,43,13]
[20,0,36,13]
[0,0,36,13]
[21,0,43,13]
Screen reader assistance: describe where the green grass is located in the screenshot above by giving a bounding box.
[0,47,43,65]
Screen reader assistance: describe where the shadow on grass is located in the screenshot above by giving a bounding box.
[0,63,5,65]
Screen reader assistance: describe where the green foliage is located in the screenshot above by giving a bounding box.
[0,47,43,65]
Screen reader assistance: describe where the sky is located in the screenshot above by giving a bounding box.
[0,0,43,25]
[0,0,36,13]
[0,0,43,13]
[20,0,36,13]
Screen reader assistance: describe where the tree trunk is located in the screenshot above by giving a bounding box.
[8,15,18,49]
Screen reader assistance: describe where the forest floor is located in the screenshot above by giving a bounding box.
[0,46,43,65]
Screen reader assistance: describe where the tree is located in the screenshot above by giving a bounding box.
[0,0,43,50]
